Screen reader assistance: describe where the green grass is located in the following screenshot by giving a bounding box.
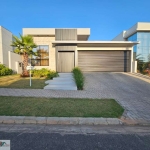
[0,74,47,89]
[0,97,124,118]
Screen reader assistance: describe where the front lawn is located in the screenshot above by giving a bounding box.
[0,97,124,118]
[0,75,47,89]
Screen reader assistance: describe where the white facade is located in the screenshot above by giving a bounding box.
[0,26,13,66]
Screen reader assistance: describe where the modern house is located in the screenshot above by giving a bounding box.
[113,22,150,62]
[22,28,138,73]
[1,23,144,73]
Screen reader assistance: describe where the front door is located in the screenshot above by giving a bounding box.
[57,52,74,72]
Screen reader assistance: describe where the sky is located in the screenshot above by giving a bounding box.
[0,0,150,40]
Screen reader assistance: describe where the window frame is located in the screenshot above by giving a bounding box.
[31,45,49,66]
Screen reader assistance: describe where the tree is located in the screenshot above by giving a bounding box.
[11,35,37,76]
[136,54,144,73]
[142,54,150,75]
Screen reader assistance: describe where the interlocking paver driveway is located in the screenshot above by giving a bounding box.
[0,72,150,120]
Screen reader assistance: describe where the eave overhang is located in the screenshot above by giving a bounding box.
[52,41,140,47]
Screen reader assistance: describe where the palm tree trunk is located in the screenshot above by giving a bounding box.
[22,53,29,77]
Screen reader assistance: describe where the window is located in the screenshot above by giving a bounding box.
[127,32,150,62]
[31,45,49,66]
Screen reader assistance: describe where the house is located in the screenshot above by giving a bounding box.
[0,26,22,73]
[112,22,150,62]
[22,28,138,73]
[1,25,142,73]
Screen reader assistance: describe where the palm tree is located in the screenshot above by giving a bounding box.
[11,35,37,76]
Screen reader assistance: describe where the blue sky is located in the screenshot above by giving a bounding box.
[0,0,150,40]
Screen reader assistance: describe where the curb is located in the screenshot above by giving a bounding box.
[0,116,122,125]
[0,116,150,126]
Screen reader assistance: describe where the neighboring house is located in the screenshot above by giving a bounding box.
[23,28,138,73]
[0,26,22,73]
[0,26,13,66]
[112,22,150,62]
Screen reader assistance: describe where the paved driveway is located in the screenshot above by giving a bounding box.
[0,72,150,120]
[84,72,150,120]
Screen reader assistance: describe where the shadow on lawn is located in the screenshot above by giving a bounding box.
[0,78,47,89]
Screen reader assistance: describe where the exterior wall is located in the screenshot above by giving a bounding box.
[1,27,13,66]
[55,29,77,71]
[33,36,56,71]
[23,28,55,36]
[55,29,77,41]
[23,28,90,41]
[132,61,137,73]
[0,26,13,66]
[8,51,22,73]
[0,28,2,64]
[112,31,126,41]
[77,47,133,51]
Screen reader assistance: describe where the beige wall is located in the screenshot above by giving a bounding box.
[0,26,13,67]
[33,36,56,71]
[77,47,133,51]
[0,28,2,64]
[132,61,137,73]
[8,51,22,73]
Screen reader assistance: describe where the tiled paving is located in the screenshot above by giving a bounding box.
[0,72,150,121]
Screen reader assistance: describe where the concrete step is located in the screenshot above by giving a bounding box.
[45,80,75,85]
[58,73,73,76]
[53,77,74,81]
[44,73,77,90]
[58,75,73,77]
[58,74,73,77]
[44,85,77,90]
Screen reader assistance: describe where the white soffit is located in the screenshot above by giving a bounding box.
[52,41,139,47]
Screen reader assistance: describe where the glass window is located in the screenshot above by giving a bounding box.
[128,32,150,62]
[31,45,49,66]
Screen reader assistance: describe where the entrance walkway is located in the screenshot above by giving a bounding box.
[44,73,77,90]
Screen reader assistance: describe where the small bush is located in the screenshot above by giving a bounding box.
[0,64,5,70]
[0,65,13,76]
[32,68,58,79]
[72,67,84,90]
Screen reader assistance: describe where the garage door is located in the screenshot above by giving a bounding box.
[78,51,130,72]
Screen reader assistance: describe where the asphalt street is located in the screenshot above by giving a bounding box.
[0,124,150,150]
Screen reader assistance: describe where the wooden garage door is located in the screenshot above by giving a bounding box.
[78,51,130,72]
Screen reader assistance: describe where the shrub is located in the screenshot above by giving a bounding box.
[0,65,13,76]
[0,64,5,70]
[32,68,58,79]
[47,71,59,79]
[72,67,84,90]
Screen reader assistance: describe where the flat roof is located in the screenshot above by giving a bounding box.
[23,28,90,40]
[52,41,139,47]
